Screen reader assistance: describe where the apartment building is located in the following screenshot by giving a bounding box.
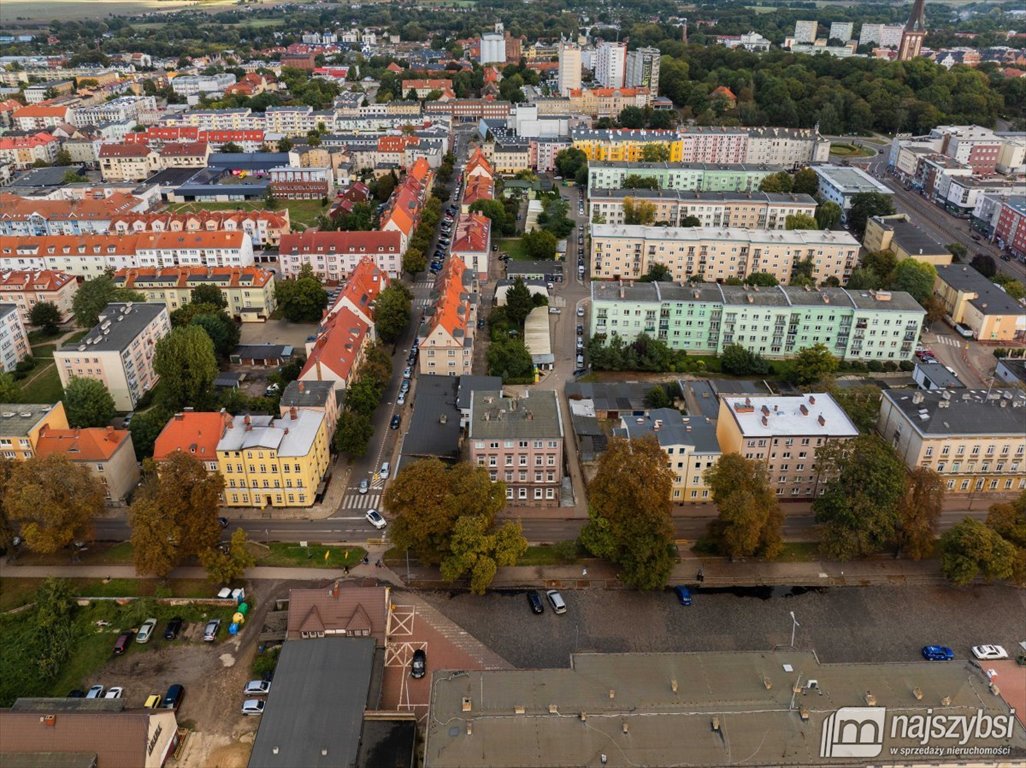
[813,165,893,211]
[418,258,477,376]
[299,307,370,391]
[994,197,1026,259]
[590,281,924,361]
[588,190,817,229]
[566,88,649,119]
[587,162,783,194]
[468,389,564,506]
[424,100,512,122]
[589,225,861,285]
[934,264,1026,342]
[716,393,858,498]
[112,266,276,321]
[110,209,290,248]
[217,408,331,508]
[0,132,59,169]
[55,302,171,411]
[279,380,341,436]
[625,47,661,99]
[878,389,1026,495]
[594,41,627,88]
[0,401,69,461]
[572,129,684,163]
[451,212,491,282]
[324,256,390,327]
[401,79,455,99]
[99,143,160,182]
[793,20,818,43]
[0,269,78,324]
[278,231,403,281]
[153,410,227,472]
[557,41,582,97]
[614,408,720,502]
[12,104,71,131]
[157,141,211,170]
[34,426,140,501]
[0,304,30,373]
[171,73,236,97]
[0,192,149,237]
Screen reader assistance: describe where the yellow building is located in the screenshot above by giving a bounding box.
[863,214,952,266]
[571,129,684,163]
[216,408,330,508]
[113,266,277,322]
[0,401,69,461]
[934,264,1026,342]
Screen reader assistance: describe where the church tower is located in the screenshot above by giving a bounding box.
[898,0,927,61]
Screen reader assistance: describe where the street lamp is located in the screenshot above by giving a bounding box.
[789,611,800,649]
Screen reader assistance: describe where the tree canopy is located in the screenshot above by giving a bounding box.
[62,377,116,428]
[705,453,783,560]
[275,265,327,322]
[72,276,145,328]
[374,283,412,343]
[153,325,218,410]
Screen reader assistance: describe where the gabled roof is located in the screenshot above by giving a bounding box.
[451,212,490,254]
[0,269,75,292]
[278,230,401,255]
[285,583,389,641]
[34,426,132,462]
[12,104,69,119]
[0,192,143,223]
[425,257,471,341]
[98,143,154,159]
[300,306,369,383]
[326,256,389,323]
[152,411,227,462]
[158,140,208,157]
[464,148,493,179]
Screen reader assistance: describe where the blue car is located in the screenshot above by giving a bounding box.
[921,645,954,661]
[673,586,693,606]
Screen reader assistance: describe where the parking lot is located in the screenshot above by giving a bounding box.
[422,585,1026,670]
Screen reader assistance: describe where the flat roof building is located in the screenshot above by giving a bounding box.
[813,165,893,211]
[863,214,953,266]
[934,264,1026,342]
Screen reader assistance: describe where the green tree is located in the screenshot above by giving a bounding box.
[200,527,255,584]
[889,259,937,304]
[638,262,673,283]
[153,325,218,410]
[72,276,145,327]
[970,254,997,278]
[640,143,670,162]
[788,343,838,386]
[759,172,794,193]
[792,167,819,195]
[469,199,509,235]
[986,492,1026,586]
[898,467,943,560]
[504,278,535,330]
[705,453,783,560]
[0,457,16,553]
[0,373,19,403]
[191,283,227,308]
[623,174,658,190]
[679,215,702,227]
[374,284,412,343]
[333,410,374,458]
[440,515,528,595]
[581,436,675,590]
[6,455,104,554]
[847,192,896,238]
[191,311,240,360]
[828,384,881,433]
[62,377,116,428]
[785,213,818,230]
[624,197,657,225]
[720,343,770,376]
[33,578,76,679]
[946,242,968,262]
[487,339,534,383]
[402,246,426,275]
[940,518,1015,586]
[521,229,558,260]
[554,147,587,180]
[128,406,172,460]
[28,302,62,335]
[745,272,779,287]
[815,201,843,230]
[813,436,908,560]
[275,265,327,322]
[618,106,646,128]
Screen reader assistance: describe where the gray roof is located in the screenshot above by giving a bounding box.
[468,390,562,440]
[935,265,1025,315]
[871,215,948,256]
[813,164,893,194]
[280,380,335,409]
[882,387,1026,436]
[0,404,63,437]
[58,303,167,354]
[997,357,1026,385]
[914,361,964,389]
[0,303,16,321]
[588,160,786,173]
[615,408,720,453]
[680,379,720,420]
[505,260,563,276]
[456,375,502,411]
[591,223,861,249]
[233,344,294,360]
[248,637,375,768]
[424,651,1026,768]
[401,374,462,462]
[565,381,656,414]
[209,152,290,170]
[217,410,323,456]
[9,166,83,188]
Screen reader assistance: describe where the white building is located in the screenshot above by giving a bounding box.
[793,20,818,44]
[594,41,627,88]
[170,73,237,97]
[828,21,854,42]
[0,303,30,373]
[625,47,661,99]
[859,23,904,48]
[558,41,582,97]
[480,33,507,65]
[813,165,893,211]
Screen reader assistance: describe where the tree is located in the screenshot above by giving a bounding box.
[6,455,104,554]
[0,373,18,403]
[469,199,510,235]
[191,283,227,308]
[521,229,557,260]
[128,406,172,460]
[503,278,534,330]
[847,192,896,238]
[130,452,225,577]
[153,325,218,411]
[33,578,76,679]
[440,515,528,595]
[986,492,1026,586]
[221,141,243,153]
[375,284,412,343]
[62,377,116,428]
[618,106,646,128]
[623,174,658,190]
[889,259,936,304]
[640,143,670,162]
[554,147,587,180]
[785,213,818,231]
[0,457,16,553]
[898,467,943,560]
[402,246,426,275]
[487,339,534,383]
[72,276,145,327]
[791,256,816,287]
[704,453,783,560]
[829,384,881,433]
[277,137,293,152]
[946,242,968,262]
[815,201,842,230]
[638,263,673,283]
[788,343,838,386]
[721,343,770,376]
[200,527,255,584]
[581,436,676,590]
[623,197,657,225]
[679,215,702,227]
[813,436,908,560]
[759,172,794,193]
[28,301,62,335]
[792,167,819,195]
[745,272,779,287]
[970,254,997,278]
[275,264,327,322]
[191,311,240,359]
[333,410,374,458]
[940,518,1015,586]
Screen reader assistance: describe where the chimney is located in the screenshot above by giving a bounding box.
[298,381,305,393]
[818,414,826,426]
[290,406,298,420]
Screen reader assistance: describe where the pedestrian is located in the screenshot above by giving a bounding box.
[343,566,349,576]
[582,567,588,577]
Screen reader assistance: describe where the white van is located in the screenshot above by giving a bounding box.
[380,461,391,480]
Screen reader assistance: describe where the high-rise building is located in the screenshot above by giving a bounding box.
[625,46,661,99]
[898,0,927,61]
[479,33,506,64]
[828,21,854,42]
[859,23,905,48]
[594,41,627,88]
[557,40,582,97]
[793,20,818,44]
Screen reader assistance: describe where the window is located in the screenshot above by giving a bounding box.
[518,487,527,499]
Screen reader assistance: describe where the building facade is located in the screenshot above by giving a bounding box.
[278,231,403,281]
[625,47,661,99]
[587,162,783,194]
[0,303,30,373]
[594,41,627,88]
[934,264,1026,342]
[0,402,69,461]
[418,258,477,376]
[35,426,140,501]
[0,269,78,323]
[112,266,277,321]
[588,190,817,229]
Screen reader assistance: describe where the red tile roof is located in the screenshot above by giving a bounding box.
[327,256,389,322]
[451,212,490,254]
[462,175,494,207]
[135,230,248,251]
[279,230,401,256]
[99,142,155,159]
[158,141,208,157]
[427,258,471,341]
[34,426,131,461]
[12,104,70,119]
[0,192,144,223]
[0,268,75,293]
[0,132,58,151]
[153,411,226,461]
[464,148,493,179]
[114,265,274,290]
[300,306,369,383]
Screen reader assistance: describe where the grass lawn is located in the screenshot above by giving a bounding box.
[256,542,366,568]
[11,541,135,568]
[829,142,875,158]
[30,343,57,359]
[18,362,63,402]
[498,238,532,261]
[517,543,580,566]
[166,200,327,230]
[64,329,89,344]
[27,329,61,345]
[775,542,822,562]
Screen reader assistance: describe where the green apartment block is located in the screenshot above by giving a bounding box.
[587,162,785,194]
[590,281,925,361]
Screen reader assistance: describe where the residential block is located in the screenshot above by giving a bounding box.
[112,266,277,322]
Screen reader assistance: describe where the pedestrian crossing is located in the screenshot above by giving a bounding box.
[931,335,964,348]
[415,297,433,308]
[339,490,381,510]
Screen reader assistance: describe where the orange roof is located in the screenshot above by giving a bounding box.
[377,135,418,153]
[462,175,494,206]
[402,78,453,89]
[279,230,402,255]
[153,411,226,461]
[0,192,143,223]
[158,141,208,157]
[427,258,470,340]
[300,306,369,383]
[135,230,247,250]
[464,149,493,179]
[99,143,154,159]
[0,233,142,259]
[0,99,22,114]
[327,256,389,322]
[0,132,58,151]
[113,266,274,290]
[34,426,131,462]
[386,62,404,73]
[451,212,490,254]
[712,85,737,100]
[0,269,75,292]
[110,209,288,231]
[409,157,431,184]
[382,202,415,237]
[12,104,69,119]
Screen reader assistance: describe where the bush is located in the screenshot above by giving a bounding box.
[899,360,915,372]
[882,361,898,372]
[252,645,280,679]
[867,359,884,372]
[15,356,35,373]
[552,539,581,564]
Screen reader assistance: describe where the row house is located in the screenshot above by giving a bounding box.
[299,306,370,392]
[418,257,477,376]
[0,269,78,323]
[323,256,389,327]
[112,266,277,321]
[0,192,152,237]
[450,212,491,282]
[278,231,403,281]
[588,190,818,229]
[0,133,59,169]
[380,158,433,253]
[110,209,290,248]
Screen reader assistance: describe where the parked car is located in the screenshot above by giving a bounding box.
[68,690,86,698]
[576,354,585,367]
[548,306,561,314]
[136,618,157,644]
[922,645,955,661]
[576,338,584,350]
[526,590,544,614]
[673,586,693,606]
[358,479,369,494]
[242,699,265,716]
[218,516,229,529]
[380,461,391,480]
[163,617,183,640]
[390,414,402,430]
[113,630,133,655]
[546,589,567,614]
[577,306,585,317]
[104,687,124,699]
[954,323,975,339]
[972,645,1008,660]
[365,509,387,529]
[86,685,105,699]
[403,366,412,379]
[410,649,427,679]
[397,391,407,406]
[244,680,271,696]
[203,619,221,642]
[577,325,584,335]
[162,684,184,711]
